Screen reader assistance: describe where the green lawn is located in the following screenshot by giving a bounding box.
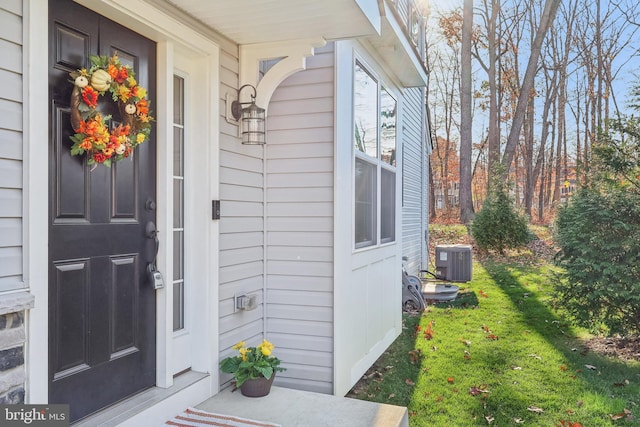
[349,255,640,426]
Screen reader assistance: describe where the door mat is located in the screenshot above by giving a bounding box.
[164,407,281,427]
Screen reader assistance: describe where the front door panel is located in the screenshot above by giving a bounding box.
[48,0,157,421]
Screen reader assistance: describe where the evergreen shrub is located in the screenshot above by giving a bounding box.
[471,181,531,253]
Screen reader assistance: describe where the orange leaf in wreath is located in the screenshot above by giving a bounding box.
[136,98,149,116]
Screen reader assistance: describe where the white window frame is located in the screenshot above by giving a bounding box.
[171,70,192,375]
[352,58,398,250]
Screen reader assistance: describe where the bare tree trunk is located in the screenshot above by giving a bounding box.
[523,95,534,217]
[596,0,602,132]
[575,97,582,182]
[545,106,556,206]
[519,0,535,217]
[484,0,501,185]
[538,154,546,222]
[459,0,474,224]
[553,105,563,204]
[501,0,562,176]
[527,74,556,215]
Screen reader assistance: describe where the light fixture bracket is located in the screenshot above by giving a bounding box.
[231,84,257,121]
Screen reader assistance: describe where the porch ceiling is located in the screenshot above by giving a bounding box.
[165,0,381,45]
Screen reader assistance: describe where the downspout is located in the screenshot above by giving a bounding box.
[422,101,427,271]
[424,89,434,270]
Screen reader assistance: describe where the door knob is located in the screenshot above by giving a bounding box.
[145,198,156,211]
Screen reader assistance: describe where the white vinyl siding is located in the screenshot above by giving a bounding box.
[0,2,23,292]
[264,43,335,394]
[401,86,427,275]
[218,38,266,381]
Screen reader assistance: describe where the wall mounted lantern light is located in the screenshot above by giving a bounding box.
[231,84,266,145]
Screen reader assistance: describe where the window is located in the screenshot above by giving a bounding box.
[381,88,397,166]
[354,64,378,158]
[173,75,185,331]
[380,168,395,242]
[353,61,397,248]
[355,158,377,247]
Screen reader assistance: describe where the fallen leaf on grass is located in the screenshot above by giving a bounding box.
[479,290,488,298]
[511,365,522,370]
[408,349,422,363]
[388,393,395,399]
[424,321,434,340]
[364,371,382,380]
[609,408,632,421]
[560,364,567,371]
[528,354,542,360]
[405,379,415,386]
[447,377,455,384]
[485,415,494,424]
[527,406,545,413]
[469,385,490,396]
[514,418,524,424]
[557,420,582,427]
[584,364,597,370]
[486,334,499,340]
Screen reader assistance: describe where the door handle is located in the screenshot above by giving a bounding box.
[145,221,163,289]
[146,221,159,261]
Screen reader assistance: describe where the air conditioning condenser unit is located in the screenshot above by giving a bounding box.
[434,244,472,282]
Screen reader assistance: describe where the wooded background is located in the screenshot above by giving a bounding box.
[426,0,640,223]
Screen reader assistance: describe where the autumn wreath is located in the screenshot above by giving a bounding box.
[69,54,153,167]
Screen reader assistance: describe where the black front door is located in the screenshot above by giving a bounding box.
[48,0,157,421]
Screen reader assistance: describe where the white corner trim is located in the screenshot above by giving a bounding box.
[25,0,50,405]
[239,37,327,113]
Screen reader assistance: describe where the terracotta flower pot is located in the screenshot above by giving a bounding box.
[240,374,275,397]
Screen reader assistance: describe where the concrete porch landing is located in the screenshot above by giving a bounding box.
[196,386,409,427]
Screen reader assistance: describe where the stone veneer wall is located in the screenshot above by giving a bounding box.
[0,294,34,404]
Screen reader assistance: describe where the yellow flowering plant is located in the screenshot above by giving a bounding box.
[219,340,285,387]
